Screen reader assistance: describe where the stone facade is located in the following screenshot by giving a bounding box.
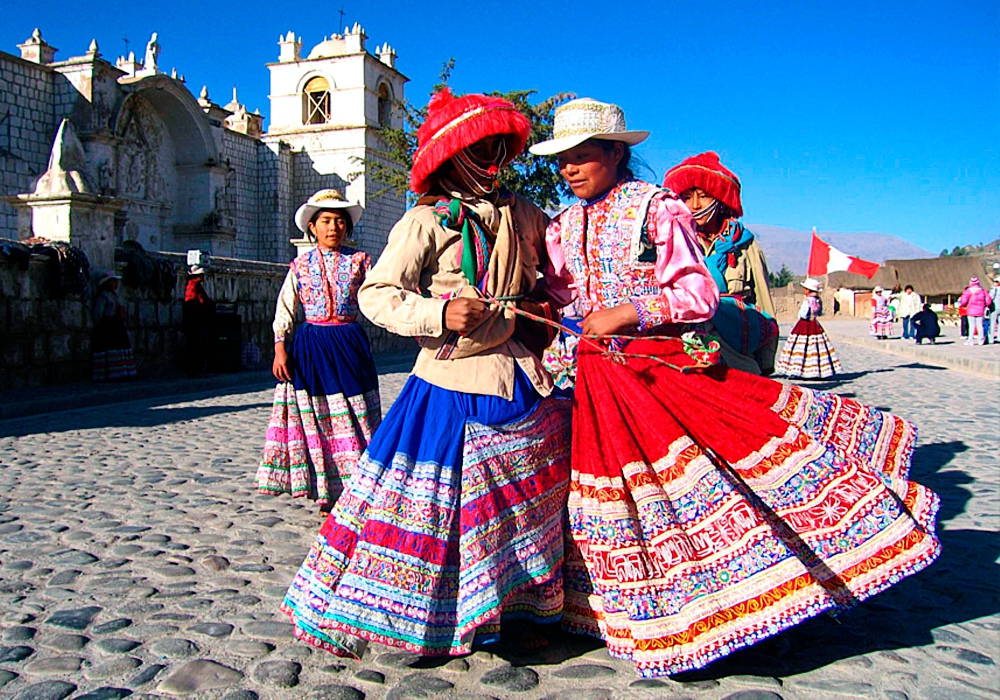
[0,26,408,265]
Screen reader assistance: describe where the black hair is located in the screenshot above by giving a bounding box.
[596,141,655,183]
[307,208,354,241]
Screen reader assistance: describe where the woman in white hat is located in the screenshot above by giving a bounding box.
[256,189,381,508]
[774,278,842,378]
[869,285,893,339]
[92,271,137,381]
[530,98,940,678]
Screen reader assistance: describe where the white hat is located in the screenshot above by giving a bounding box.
[873,285,883,293]
[97,271,121,286]
[189,265,206,276]
[528,98,649,156]
[800,278,821,292]
[294,189,363,234]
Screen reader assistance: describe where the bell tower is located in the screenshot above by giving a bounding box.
[264,24,407,256]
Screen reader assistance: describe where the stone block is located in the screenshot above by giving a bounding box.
[138,301,157,327]
[76,331,91,356]
[157,302,171,327]
[61,300,84,329]
[48,333,73,361]
[9,299,37,332]
[171,301,184,326]
[2,336,27,366]
[31,334,48,364]
[146,329,163,356]
[40,300,60,331]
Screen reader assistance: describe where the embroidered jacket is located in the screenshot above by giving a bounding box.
[545,179,718,331]
[272,245,370,343]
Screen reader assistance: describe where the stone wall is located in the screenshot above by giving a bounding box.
[0,247,412,391]
[0,53,56,238]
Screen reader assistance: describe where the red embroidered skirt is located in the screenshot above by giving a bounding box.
[562,337,940,678]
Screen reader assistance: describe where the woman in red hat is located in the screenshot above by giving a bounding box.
[531,100,940,678]
[281,88,571,659]
[663,152,778,375]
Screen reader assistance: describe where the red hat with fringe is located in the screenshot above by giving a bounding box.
[663,151,743,218]
[409,88,530,195]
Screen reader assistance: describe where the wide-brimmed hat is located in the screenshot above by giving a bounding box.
[294,189,363,234]
[189,265,206,276]
[528,98,649,157]
[409,88,530,195]
[970,276,980,285]
[97,271,121,286]
[663,151,744,218]
[800,278,822,292]
[873,286,883,293]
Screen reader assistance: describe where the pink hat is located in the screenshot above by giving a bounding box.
[970,276,980,285]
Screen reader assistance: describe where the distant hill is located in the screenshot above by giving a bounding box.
[747,225,934,275]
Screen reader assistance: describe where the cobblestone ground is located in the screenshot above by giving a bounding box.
[1,344,997,700]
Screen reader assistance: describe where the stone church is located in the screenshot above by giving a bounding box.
[0,25,408,267]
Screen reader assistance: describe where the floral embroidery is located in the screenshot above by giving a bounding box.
[291,246,370,323]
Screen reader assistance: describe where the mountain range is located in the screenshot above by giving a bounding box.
[747,225,934,275]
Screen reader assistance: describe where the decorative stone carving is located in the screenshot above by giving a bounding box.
[33,119,95,196]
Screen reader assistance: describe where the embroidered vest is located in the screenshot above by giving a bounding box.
[290,246,367,323]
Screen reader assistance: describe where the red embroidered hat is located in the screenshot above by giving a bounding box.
[409,88,530,195]
[663,152,743,218]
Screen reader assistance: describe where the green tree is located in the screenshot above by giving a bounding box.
[768,263,795,288]
[940,248,950,257]
[951,245,969,257]
[359,61,574,210]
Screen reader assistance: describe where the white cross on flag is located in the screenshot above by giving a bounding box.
[807,228,881,279]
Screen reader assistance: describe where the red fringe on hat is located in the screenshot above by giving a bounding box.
[663,151,743,218]
[409,88,530,195]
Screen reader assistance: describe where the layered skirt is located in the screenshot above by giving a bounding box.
[563,335,940,678]
[870,307,894,337]
[256,322,381,504]
[775,318,843,378]
[92,316,137,381]
[281,369,572,657]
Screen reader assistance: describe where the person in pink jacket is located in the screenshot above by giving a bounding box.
[958,276,990,345]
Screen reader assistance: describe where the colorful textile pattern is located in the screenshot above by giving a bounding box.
[546,180,717,332]
[562,337,940,678]
[703,220,779,355]
[92,316,137,381]
[435,197,494,289]
[281,372,572,657]
[776,318,843,379]
[257,322,381,504]
[291,246,370,324]
[870,296,894,337]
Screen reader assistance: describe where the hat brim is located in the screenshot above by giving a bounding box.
[528,130,649,156]
[294,201,363,234]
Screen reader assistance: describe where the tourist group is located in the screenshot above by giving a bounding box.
[251,91,940,678]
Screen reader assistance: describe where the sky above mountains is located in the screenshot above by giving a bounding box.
[3,0,996,254]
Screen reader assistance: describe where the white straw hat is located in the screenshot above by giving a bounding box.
[294,189,363,234]
[97,271,121,286]
[189,265,206,276]
[800,278,821,292]
[528,98,649,156]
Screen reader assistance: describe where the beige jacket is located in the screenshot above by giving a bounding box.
[358,194,553,400]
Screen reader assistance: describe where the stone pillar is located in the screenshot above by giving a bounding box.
[1,119,123,275]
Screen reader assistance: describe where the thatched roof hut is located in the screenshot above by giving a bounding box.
[827,256,990,302]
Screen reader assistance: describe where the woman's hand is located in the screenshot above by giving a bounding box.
[444,298,490,334]
[273,342,292,383]
[582,304,639,339]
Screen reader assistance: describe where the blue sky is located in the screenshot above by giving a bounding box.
[4,0,997,253]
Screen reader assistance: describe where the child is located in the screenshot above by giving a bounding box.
[256,190,381,507]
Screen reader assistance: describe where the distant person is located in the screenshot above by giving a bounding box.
[989,276,1000,344]
[663,152,778,375]
[912,303,941,344]
[256,190,381,509]
[775,278,842,378]
[958,276,990,346]
[92,271,137,381]
[898,284,922,341]
[870,286,893,339]
[183,265,214,377]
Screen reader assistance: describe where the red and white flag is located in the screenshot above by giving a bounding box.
[807,228,881,279]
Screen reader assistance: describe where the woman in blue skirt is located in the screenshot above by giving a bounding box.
[256,190,382,508]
